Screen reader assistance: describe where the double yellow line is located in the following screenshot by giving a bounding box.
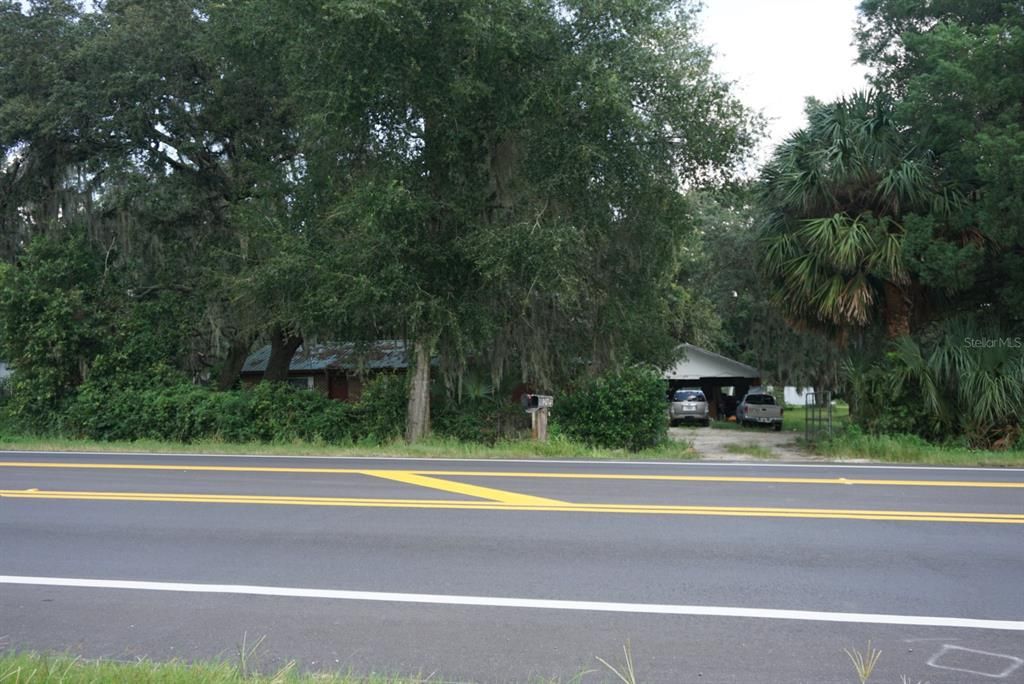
[2,460,1022,524]
[2,488,1023,524]
[2,460,1022,488]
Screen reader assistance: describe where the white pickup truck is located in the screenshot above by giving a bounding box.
[737,391,784,431]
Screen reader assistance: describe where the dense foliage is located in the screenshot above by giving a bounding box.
[681,190,844,389]
[2,0,1021,450]
[0,0,757,443]
[859,0,1024,324]
[58,375,408,445]
[750,1,1024,447]
[554,367,668,451]
[847,321,1024,447]
[0,233,117,428]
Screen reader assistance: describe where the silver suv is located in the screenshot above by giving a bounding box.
[669,389,710,427]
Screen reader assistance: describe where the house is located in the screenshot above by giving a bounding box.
[781,385,816,406]
[662,343,762,419]
[240,340,410,401]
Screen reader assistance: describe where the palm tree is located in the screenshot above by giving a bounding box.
[757,90,960,341]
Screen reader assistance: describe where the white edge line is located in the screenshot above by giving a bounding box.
[2,450,1023,473]
[2,576,1022,631]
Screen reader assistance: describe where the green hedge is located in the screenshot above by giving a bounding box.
[553,366,668,451]
[7,366,673,450]
[60,375,407,445]
[353,372,409,441]
[432,396,529,444]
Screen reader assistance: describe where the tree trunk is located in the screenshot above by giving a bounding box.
[405,340,432,443]
[217,335,254,390]
[882,280,911,339]
[262,326,302,382]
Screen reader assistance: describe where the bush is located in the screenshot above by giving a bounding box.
[353,373,408,441]
[844,320,1024,448]
[0,234,115,429]
[554,366,668,451]
[433,396,528,444]
[845,362,939,439]
[64,379,363,444]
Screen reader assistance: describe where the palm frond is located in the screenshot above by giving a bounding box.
[836,273,875,325]
[876,158,928,215]
[866,223,908,284]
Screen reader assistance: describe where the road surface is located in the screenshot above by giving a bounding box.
[1,450,1022,683]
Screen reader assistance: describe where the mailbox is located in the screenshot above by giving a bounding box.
[521,394,554,412]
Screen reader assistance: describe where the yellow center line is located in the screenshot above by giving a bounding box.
[1,489,1021,524]
[408,470,1024,489]
[0,461,1021,489]
[361,470,566,505]
[0,461,371,474]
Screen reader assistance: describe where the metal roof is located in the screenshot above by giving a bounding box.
[242,340,410,374]
[662,343,760,381]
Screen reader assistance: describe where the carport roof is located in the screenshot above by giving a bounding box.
[662,343,760,381]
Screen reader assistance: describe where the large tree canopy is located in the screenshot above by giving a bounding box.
[0,0,758,441]
[751,0,1024,445]
[857,0,1024,325]
[757,90,962,342]
[283,0,758,438]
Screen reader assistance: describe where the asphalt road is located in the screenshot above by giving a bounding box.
[1,450,1023,683]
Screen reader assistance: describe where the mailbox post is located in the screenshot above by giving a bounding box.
[521,394,554,442]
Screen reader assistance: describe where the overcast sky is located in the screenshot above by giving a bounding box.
[699,0,869,160]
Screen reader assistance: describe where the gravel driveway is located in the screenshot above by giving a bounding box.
[670,424,818,461]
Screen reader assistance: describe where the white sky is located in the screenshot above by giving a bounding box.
[698,0,869,160]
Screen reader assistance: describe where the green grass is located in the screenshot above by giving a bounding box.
[0,652,601,684]
[0,432,696,462]
[782,402,850,433]
[721,442,777,459]
[814,430,1024,467]
[0,652,432,684]
[0,646,932,684]
[706,403,851,434]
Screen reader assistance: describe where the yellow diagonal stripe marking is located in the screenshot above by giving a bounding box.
[2,489,1023,524]
[360,470,566,505]
[0,461,1021,489]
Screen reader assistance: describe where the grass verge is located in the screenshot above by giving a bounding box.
[0,652,597,684]
[812,431,1024,467]
[0,432,696,461]
[0,652,430,684]
[721,442,777,459]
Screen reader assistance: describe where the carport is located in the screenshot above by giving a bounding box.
[662,344,762,420]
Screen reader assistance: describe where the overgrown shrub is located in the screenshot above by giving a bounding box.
[433,396,527,444]
[65,380,364,444]
[353,373,408,441]
[844,360,939,440]
[0,234,114,430]
[554,366,668,451]
[845,319,1024,448]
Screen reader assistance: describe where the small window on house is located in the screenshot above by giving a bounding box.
[287,376,314,391]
